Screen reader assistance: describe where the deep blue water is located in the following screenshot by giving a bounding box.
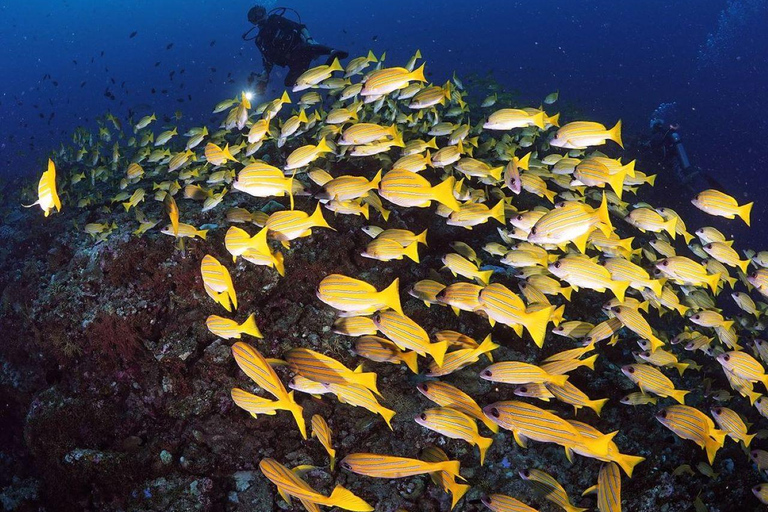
[1,0,766,237]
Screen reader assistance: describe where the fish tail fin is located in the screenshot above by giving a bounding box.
[531,111,546,130]
[616,454,646,478]
[360,201,370,220]
[550,373,569,387]
[447,481,471,510]
[417,228,428,246]
[288,400,307,439]
[400,350,419,373]
[669,388,689,405]
[524,305,553,348]
[431,176,461,212]
[370,169,383,189]
[309,202,333,230]
[518,151,531,170]
[427,136,438,150]
[122,201,131,212]
[273,251,285,276]
[673,362,689,376]
[316,136,332,154]
[380,406,396,430]
[366,49,377,63]
[326,485,373,512]
[197,229,209,240]
[547,112,561,127]
[287,175,295,210]
[476,334,499,354]
[379,277,403,315]
[663,217,677,239]
[437,460,462,480]
[403,241,420,263]
[582,353,599,370]
[737,258,750,274]
[490,165,504,181]
[587,431,617,456]
[704,435,721,465]
[328,57,343,73]
[590,398,609,416]
[357,371,381,397]
[706,272,721,294]
[682,230,694,244]
[649,279,664,297]
[542,187,557,204]
[476,435,493,465]
[609,119,623,148]
[605,167,626,199]
[222,143,236,162]
[739,202,753,226]
[410,63,426,83]
[429,340,450,368]
[560,286,573,301]
[743,432,756,448]
[240,313,263,339]
[476,269,494,285]
[609,280,629,303]
[596,192,613,232]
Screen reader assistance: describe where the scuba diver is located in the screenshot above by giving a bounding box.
[644,102,723,192]
[243,5,349,94]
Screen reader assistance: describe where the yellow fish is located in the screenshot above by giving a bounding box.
[692,189,753,226]
[24,159,61,217]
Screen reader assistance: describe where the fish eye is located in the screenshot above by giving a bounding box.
[520,283,527,289]
[612,306,620,313]
[627,366,635,374]
[752,451,759,459]
[751,272,757,278]
[659,410,667,418]
[520,386,528,392]
[641,351,649,357]
[421,383,429,391]
[693,314,700,320]
[554,261,561,268]
[706,243,712,249]
[713,408,721,414]
[341,461,351,470]
[584,336,592,343]
[373,314,381,322]
[420,413,427,421]
[483,370,492,377]
[516,215,523,221]
[522,469,530,477]
[661,260,668,266]
[723,354,730,361]
[490,407,500,418]
[530,227,537,235]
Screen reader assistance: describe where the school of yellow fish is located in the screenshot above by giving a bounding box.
[28,49,768,510]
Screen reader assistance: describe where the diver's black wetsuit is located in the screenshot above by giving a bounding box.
[253,8,345,88]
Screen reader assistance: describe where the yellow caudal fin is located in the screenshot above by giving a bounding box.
[648,279,664,297]
[476,269,494,286]
[272,251,285,276]
[403,241,420,263]
[530,111,546,130]
[572,230,591,254]
[721,319,734,331]
[560,286,573,301]
[309,202,334,230]
[328,57,343,73]
[743,432,756,448]
[436,460,462,480]
[489,165,504,181]
[609,119,623,148]
[616,454,646,478]
[240,313,263,339]
[316,136,333,154]
[547,112,561,127]
[379,277,403,315]
[590,398,609,416]
[447,481,471,510]
[663,216,677,239]
[672,362,688,376]
[326,485,373,512]
[222,143,237,162]
[429,340,450,368]
[366,49,377,63]
[280,90,291,104]
[431,176,461,212]
[426,136,438,150]
[609,280,630,303]
[605,167,626,200]
[549,373,569,387]
[739,202,753,226]
[370,169,383,189]
[297,109,309,124]
[197,229,209,240]
[582,354,599,370]
[285,174,295,210]
[360,202,370,220]
[410,63,427,83]
[379,406,396,430]
[524,305,554,348]
[588,431,618,457]
[417,229,428,246]
[518,151,531,171]
[705,272,721,294]
[476,435,494,465]
[669,388,689,405]
[596,192,613,232]
[582,484,599,497]
[704,436,721,465]
[737,258,750,274]
[122,201,132,212]
[288,400,307,439]
[400,350,419,373]
[542,187,557,204]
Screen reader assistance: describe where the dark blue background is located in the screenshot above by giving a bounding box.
[1,0,766,236]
